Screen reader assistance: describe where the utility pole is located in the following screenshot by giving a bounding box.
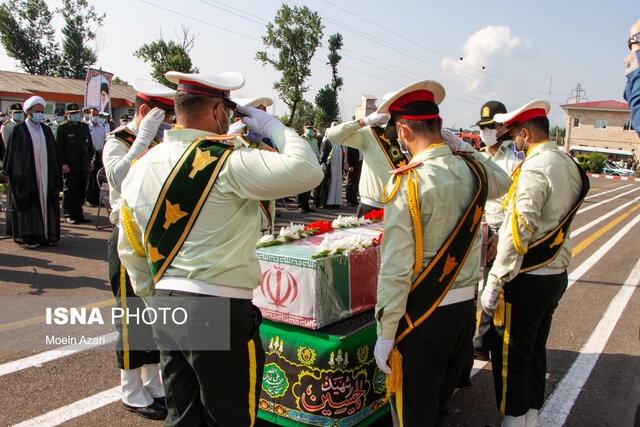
[567,83,588,104]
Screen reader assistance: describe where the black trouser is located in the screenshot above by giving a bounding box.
[86,151,103,205]
[297,191,311,209]
[346,160,362,205]
[474,227,497,352]
[356,201,380,218]
[108,228,160,370]
[151,290,265,426]
[489,271,567,416]
[391,299,475,427]
[62,170,88,220]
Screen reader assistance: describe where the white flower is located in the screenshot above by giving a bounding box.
[259,235,275,244]
[289,223,305,236]
[344,216,361,228]
[279,226,300,240]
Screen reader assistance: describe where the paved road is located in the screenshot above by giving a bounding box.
[0,176,638,426]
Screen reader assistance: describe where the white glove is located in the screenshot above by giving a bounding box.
[374,336,394,374]
[137,107,166,147]
[228,120,246,135]
[481,287,500,315]
[441,128,469,153]
[238,105,284,138]
[363,112,390,127]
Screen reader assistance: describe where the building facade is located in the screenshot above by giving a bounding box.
[0,70,136,123]
[561,100,639,160]
[354,95,377,120]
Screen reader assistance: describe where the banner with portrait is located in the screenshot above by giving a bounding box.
[84,69,113,116]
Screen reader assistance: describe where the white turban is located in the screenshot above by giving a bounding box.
[23,96,46,112]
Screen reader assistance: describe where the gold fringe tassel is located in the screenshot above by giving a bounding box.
[386,348,403,399]
[493,289,505,326]
[406,169,423,275]
[122,207,146,257]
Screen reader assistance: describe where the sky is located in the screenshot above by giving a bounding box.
[0,0,637,128]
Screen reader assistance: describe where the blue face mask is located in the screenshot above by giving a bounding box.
[13,112,24,122]
[98,118,104,124]
[155,123,172,141]
[84,114,90,121]
[30,112,44,123]
[70,113,80,123]
[55,116,65,123]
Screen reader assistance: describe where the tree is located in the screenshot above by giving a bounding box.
[588,152,606,174]
[57,0,104,79]
[135,26,198,89]
[112,76,128,85]
[280,99,317,133]
[256,4,324,126]
[315,33,343,127]
[0,0,60,75]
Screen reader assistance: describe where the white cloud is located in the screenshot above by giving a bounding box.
[441,25,532,92]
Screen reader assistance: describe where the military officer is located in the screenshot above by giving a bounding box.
[1,103,24,148]
[49,108,66,134]
[296,121,319,213]
[102,79,175,420]
[373,80,511,426]
[472,100,522,360]
[325,102,408,217]
[55,103,94,223]
[481,100,588,427]
[118,70,323,425]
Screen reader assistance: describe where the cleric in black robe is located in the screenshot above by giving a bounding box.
[3,96,62,247]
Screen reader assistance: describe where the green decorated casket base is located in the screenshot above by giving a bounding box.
[257,312,389,426]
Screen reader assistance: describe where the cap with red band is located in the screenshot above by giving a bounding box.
[133,79,176,109]
[377,80,445,116]
[493,100,550,129]
[232,97,274,111]
[165,71,245,100]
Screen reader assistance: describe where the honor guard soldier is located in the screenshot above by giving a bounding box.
[103,79,176,420]
[472,100,522,360]
[230,96,277,234]
[1,102,24,146]
[481,100,589,427]
[297,121,319,213]
[118,70,323,425]
[56,103,94,223]
[325,99,409,217]
[373,80,511,426]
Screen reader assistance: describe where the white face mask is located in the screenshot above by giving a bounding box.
[480,129,499,147]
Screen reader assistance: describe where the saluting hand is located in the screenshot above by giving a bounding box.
[237,105,284,138]
[362,112,390,127]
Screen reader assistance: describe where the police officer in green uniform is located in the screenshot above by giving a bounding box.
[55,103,93,223]
[481,100,588,427]
[373,80,511,426]
[118,70,323,426]
[1,103,24,149]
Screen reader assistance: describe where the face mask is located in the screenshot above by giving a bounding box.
[155,123,172,141]
[214,106,230,134]
[84,114,90,121]
[305,129,315,137]
[30,112,44,124]
[91,116,98,124]
[98,118,104,125]
[13,112,24,122]
[396,126,412,159]
[70,113,80,123]
[55,116,65,123]
[480,129,498,147]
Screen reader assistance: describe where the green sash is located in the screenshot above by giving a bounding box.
[395,154,489,343]
[371,126,409,169]
[520,159,590,272]
[112,127,159,149]
[143,138,233,283]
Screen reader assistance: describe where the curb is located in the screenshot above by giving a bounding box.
[587,173,640,181]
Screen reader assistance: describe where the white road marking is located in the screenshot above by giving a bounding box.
[584,184,631,200]
[571,194,640,238]
[578,187,640,214]
[0,332,117,378]
[13,386,121,427]
[539,257,640,426]
[568,212,640,289]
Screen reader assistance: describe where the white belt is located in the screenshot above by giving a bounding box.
[439,286,475,307]
[155,277,254,299]
[360,197,384,209]
[526,267,566,276]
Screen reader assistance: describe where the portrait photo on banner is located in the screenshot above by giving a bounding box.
[84,68,113,115]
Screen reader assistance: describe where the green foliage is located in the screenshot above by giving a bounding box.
[576,155,589,164]
[279,99,317,133]
[550,125,566,138]
[57,0,104,79]
[256,4,324,126]
[112,76,128,85]
[587,152,606,174]
[0,0,60,75]
[314,32,343,128]
[135,27,198,89]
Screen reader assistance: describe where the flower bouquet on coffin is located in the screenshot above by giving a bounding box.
[311,234,379,259]
[332,215,368,229]
[362,208,384,222]
[302,220,334,236]
[257,223,306,247]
